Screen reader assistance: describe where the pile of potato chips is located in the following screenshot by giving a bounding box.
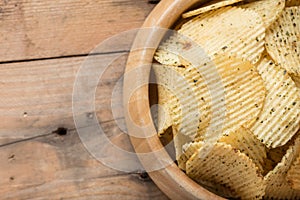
[153,0,300,199]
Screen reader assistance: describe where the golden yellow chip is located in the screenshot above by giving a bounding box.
[179,6,265,64]
[153,64,197,159]
[155,85,177,136]
[177,142,202,171]
[193,54,266,142]
[286,0,300,7]
[264,136,300,199]
[238,0,285,28]
[154,53,266,155]
[219,126,267,172]
[186,142,265,199]
[287,154,300,191]
[152,63,209,139]
[154,34,200,67]
[249,57,300,148]
[265,7,300,76]
[182,0,244,18]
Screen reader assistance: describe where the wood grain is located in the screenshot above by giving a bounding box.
[0,0,171,199]
[0,0,155,62]
[0,53,127,145]
[0,129,168,200]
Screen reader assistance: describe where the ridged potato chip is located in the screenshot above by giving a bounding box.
[182,0,244,18]
[179,6,265,64]
[250,57,300,148]
[264,136,300,199]
[179,142,239,198]
[186,142,266,199]
[153,2,300,199]
[219,126,267,172]
[238,0,285,28]
[178,142,202,171]
[193,55,266,141]
[152,64,198,158]
[153,63,210,138]
[156,53,266,144]
[156,7,265,65]
[265,7,300,76]
[155,85,174,136]
[287,154,300,190]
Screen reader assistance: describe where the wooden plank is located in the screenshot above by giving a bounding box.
[0,53,127,144]
[0,129,168,200]
[0,0,155,62]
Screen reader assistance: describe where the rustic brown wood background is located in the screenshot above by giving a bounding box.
[0,0,169,199]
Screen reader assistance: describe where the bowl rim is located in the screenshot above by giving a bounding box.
[123,0,226,199]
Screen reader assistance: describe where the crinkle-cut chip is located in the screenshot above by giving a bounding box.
[177,142,202,171]
[182,0,244,18]
[155,53,266,144]
[287,155,300,190]
[186,142,266,199]
[238,0,285,28]
[264,136,300,199]
[286,0,300,7]
[265,7,300,76]
[250,57,300,148]
[152,63,210,139]
[179,142,239,198]
[173,130,193,162]
[192,55,266,141]
[155,48,183,66]
[219,126,267,172]
[154,85,175,146]
[155,85,177,136]
[178,6,265,64]
[152,64,196,159]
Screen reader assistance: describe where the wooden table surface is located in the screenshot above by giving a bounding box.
[0,0,169,199]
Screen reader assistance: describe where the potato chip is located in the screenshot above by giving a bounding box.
[181,142,239,198]
[186,142,265,199]
[249,57,300,148]
[178,6,265,64]
[153,64,198,159]
[154,53,266,155]
[182,0,244,18]
[287,154,300,190]
[155,85,177,136]
[152,63,210,139]
[194,55,266,142]
[178,142,202,171]
[264,135,300,199]
[286,0,300,7]
[155,48,183,67]
[219,126,267,172]
[238,0,285,28]
[265,7,300,76]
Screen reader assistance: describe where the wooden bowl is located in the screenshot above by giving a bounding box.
[124,0,225,199]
